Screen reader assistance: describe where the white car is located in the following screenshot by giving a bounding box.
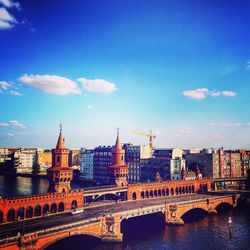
[71,208,84,215]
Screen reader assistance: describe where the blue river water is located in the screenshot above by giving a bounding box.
[0,175,249,250]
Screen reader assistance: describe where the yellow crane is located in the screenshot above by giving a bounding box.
[132,130,157,150]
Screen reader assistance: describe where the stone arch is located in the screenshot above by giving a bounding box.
[158,189,161,197]
[182,186,185,194]
[189,186,191,193]
[192,185,195,193]
[166,188,169,196]
[58,202,64,212]
[162,189,165,196]
[43,204,49,215]
[7,208,15,222]
[215,202,233,211]
[179,186,182,195]
[34,205,42,217]
[0,210,3,223]
[17,207,25,220]
[154,190,157,197]
[179,206,208,219]
[26,206,33,218]
[171,188,174,196]
[185,186,188,193]
[175,187,179,195]
[51,203,57,213]
[71,200,77,209]
[132,192,137,200]
[180,207,208,222]
[145,190,149,198]
[40,232,102,250]
[150,190,153,198]
[141,191,145,199]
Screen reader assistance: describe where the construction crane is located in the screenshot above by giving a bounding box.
[132,130,157,151]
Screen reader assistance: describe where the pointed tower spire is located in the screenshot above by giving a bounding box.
[115,127,122,150]
[56,123,65,149]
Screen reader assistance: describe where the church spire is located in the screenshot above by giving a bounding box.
[56,123,65,149]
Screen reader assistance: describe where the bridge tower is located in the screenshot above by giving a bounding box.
[47,124,73,193]
[108,128,128,187]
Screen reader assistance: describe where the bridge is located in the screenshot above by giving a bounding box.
[0,190,246,250]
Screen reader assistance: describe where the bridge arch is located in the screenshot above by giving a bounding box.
[180,207,208,222]
[39,232,102,250]
[215,202,233,211]
[34,205,42,217]
[132,192,137,200]
[43,204,49,215]
[7,208,15,222]
[17,207,25,219]
[26,206,33,218]
[71,200,77,209]
[0,210,3,223]
[51,203,57,213]
[178,206,208,220]
[58,202,64,212]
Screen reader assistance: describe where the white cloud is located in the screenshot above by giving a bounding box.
[0,81,10,90]
[182,88,208,100]
[183,88,237,100]
[0,120,26,128]
[222,90,236,97]
[210,91,221,97]
[87,104,94,110]
[0,0,20,9]
[0,19,11,28]
[9,120,26,128]
[0,7,14,21]
[19,74,81,95]
[0,122,9,127]
[77,77,117,93]
[0,7,16,29]
[6,132,14,137]
[10,90,23,96]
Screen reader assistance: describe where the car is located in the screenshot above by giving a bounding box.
[71,208,84,215]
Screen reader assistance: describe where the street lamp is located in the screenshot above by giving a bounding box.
[228,216,232,239]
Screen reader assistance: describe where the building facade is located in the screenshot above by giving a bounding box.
[35,149,52,174]
[14,148,38,174]
[69,149,81,170]
[185,149,249,179]
[93,146,112,185]
[140,148,185,182]
[80,148,94,181]
[123,143,151,183]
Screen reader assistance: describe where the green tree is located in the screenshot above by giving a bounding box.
[32,162,40,175]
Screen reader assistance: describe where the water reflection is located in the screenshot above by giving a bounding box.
[46,208,250,250]
[0,175,49,197]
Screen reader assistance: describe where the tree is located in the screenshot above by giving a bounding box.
[32,162,40,175]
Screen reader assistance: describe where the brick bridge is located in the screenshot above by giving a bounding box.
[0,178,211,224]
[0,192,241,250]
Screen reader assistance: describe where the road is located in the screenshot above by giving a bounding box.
[0,192,233,239]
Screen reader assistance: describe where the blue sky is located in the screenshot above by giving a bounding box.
[0,0,249,149]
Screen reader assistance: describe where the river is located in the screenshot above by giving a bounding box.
[0,175,249,250]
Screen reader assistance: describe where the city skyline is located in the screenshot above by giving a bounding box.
[0,0,249,149]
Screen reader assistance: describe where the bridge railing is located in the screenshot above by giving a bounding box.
[0,218,101,246]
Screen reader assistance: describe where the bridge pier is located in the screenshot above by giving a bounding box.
[208,207,217,215]
[165,209,184,226]
[101,215,123,243]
